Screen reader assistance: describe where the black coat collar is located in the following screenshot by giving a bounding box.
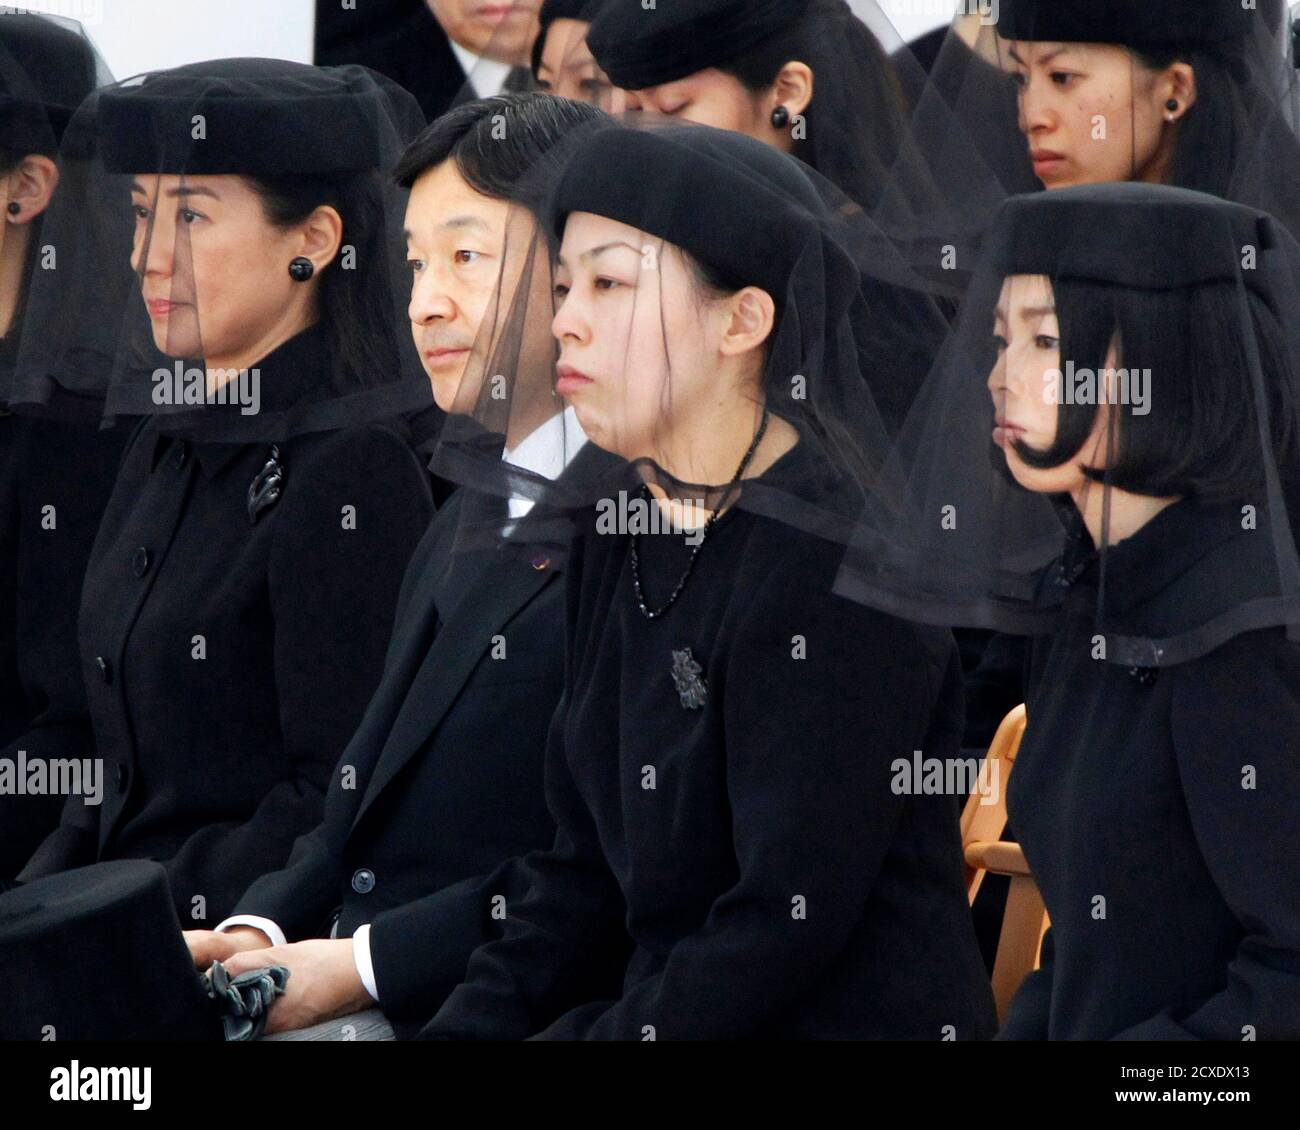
[1061,496,1294,657]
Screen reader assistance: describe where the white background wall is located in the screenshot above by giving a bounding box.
[12,0,955,83]
[14,0,315,79]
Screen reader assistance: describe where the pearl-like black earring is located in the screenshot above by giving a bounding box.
[770,105,790,130]
[6,202,20,216]
[288,256,315,282]
[1165,98,1180,120]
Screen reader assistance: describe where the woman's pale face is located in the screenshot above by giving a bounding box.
[536,18,625,107]
[130,173,306,364]
[988,273,1109,494]
[551,211,722,461]
[1005,40,1168,188]
[624,69,770,143]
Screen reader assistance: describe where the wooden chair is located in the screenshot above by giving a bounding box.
[961,704,1051,1024]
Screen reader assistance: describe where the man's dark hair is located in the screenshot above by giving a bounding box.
[393,92,604,202]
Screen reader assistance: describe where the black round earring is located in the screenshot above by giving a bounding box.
[771,105,790,130]
[288,256,315,282]
[6,202,20,216]
[1165,98,1180,113]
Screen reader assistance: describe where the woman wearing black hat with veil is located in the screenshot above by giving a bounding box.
[417,117,996,1040]
[872,0,1300,778]
[0,13,124,877]
[838,183,1300,1038]
[888,0,1300,257]
[14,59,436,927]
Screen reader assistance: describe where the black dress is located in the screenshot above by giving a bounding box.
[0,395,129,877]
[1001,499,1300,1039]
[424,437,997,1040]
[17,327,435,924]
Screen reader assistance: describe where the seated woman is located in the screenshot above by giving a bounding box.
[0,12,127,876]
[585,0,930,213]
[878,0,1300,770]
[421,119,997,1040]
[839,183,1300,1039]
[16,59,436,924]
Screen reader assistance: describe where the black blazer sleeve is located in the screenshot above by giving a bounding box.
[158,425,432,917]
[230,511,448,937]
[1110,632,1300,1040]
[229,818,339,941]
[366,855,538,1023]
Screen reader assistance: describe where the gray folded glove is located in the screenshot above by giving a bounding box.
[205,960,290,1041]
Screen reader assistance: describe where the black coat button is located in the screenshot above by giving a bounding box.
[95,656,113,685]
[114,763,129,792]
[351,868,376,895]
[132,547,151,577]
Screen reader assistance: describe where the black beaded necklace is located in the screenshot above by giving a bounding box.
[631,410,770,621]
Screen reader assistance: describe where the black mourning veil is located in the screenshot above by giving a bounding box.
[583,0,961,220]
[0,11,113,418]
[425,114,942,562]
[879,0,1300,284]
[838,182,1300,669]
[36,57,431,440]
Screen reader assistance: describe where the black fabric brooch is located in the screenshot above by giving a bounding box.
[671,647,708,710]
[247,444,285,525]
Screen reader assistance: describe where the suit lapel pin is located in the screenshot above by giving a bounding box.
[247,444,285,525]
[671,647,707,710]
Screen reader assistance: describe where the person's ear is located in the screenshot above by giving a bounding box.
[297,204,344,272]
[1158,61,1197,122]
[718,286,776,359]
[4,155,59,224]
[770,61,813,125]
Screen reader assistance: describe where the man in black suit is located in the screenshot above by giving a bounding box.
[315,1,541,122]
[182,93,606,1040]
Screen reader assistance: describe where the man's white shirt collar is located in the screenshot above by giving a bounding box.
[450,41,513,99]
[503,406,588,521]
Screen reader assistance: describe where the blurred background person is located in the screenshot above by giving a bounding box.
[532,0,621,106]
[316,0,542,121]
[0,13,123,878]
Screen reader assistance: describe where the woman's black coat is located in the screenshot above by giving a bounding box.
[0,408,129,876]
[1002,499,1300,1040]
[18,338,434,923]
[424,441,997,1041]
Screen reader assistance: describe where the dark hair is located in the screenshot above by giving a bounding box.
[246,169,400,388]
[1133,35,1300,232]
[711,0,911,208]
[392,92,604,204]
[1015,278,1298,501]
[0,146,55,341]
